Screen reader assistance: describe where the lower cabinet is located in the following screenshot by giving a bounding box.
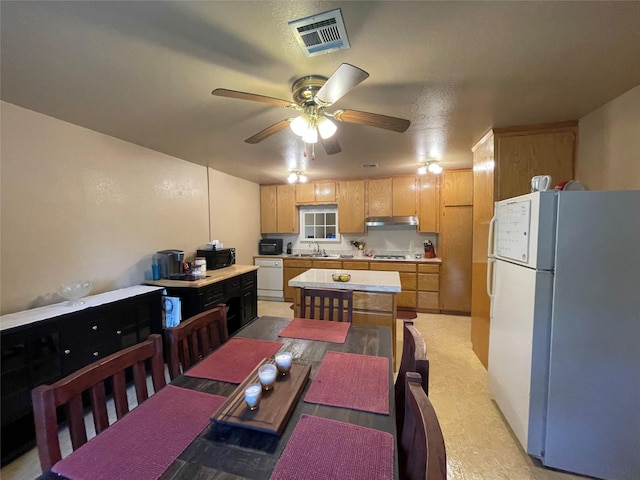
[0,289,163,465]
[162,271,258,336]
[417,264,440,312]
[370,262,417,309]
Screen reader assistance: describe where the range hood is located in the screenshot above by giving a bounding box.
[365,216,419,227]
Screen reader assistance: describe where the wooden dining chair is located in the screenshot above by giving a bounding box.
[400,372,447,480]
[164,304,229,379]
[395,321,430,436]
[31,334,166,472]
[300,287,354,322]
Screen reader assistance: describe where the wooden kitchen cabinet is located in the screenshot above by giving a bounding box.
[260,184,298,234]
[370,261,417,309]
[418,174,440,233]
[337,180,366,234]
[367,178,392,217]
[417,263,440,312]
[392,176,418,216]
[283,258,313,302]
[470,122,577,368]
[295,181,336,204]
[439,169,473,314]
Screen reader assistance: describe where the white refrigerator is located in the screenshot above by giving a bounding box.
[487,190,640,480]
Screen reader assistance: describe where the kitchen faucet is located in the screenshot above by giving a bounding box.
[312,241,320,254]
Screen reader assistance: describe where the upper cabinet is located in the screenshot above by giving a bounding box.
[442,169,473,206]
[418,175,440,233]
[337,180,366,234]
[470,121,577,368]
[392,176,418,216]
[295,181,336,205]
[366,178,392,217]
[260,184,298,234]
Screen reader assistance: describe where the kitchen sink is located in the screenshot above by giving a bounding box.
[289,253,340,258]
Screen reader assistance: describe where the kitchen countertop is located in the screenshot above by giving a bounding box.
[144,264,258,289]
[254,254,442,263]
[288,268,401,293]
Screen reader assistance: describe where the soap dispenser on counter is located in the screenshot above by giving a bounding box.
[286,242,292,254]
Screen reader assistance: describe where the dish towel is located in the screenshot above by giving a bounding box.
[304,351,390,414]
[270,414,394,480]
[52,385,225,480]
[184,337,283,383]
[279,318,350,343]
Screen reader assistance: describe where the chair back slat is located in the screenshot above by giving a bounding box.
[67,396,87,450]
[31,334,166,472]
[165,305,229,380]
[395,321,430,436]
[300,288,354,322]
[112,371,129,419]
[400,372,446,480]
[89,382,109,433]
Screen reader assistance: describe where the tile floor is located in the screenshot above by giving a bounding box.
[1,301,590,480]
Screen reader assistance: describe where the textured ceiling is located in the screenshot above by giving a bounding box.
[2,1,639,184]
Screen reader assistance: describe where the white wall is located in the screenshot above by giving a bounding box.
[577,84,640,190]
[0,102,261,314]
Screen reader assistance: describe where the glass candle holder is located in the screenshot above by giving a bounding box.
[244,384,262,410]
[275,352,293,376]
[258,364,277,391]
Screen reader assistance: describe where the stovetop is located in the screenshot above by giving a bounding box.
[373,255,408,260]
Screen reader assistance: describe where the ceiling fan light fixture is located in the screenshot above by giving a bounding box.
[417,164,428,175]
[302,125,318,144]
[317,116,337,139]
[287,171,307,184]
[290,115,310,136]
[287,172,299,183]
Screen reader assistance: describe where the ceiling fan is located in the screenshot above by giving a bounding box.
[211,63,411,156]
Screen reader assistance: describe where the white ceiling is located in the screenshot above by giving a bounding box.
[2,1,639,185]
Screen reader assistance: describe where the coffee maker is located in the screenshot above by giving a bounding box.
[155,250,185,279]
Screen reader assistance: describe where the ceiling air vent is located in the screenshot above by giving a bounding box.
[361,163,378,169]
[288,9,350,57]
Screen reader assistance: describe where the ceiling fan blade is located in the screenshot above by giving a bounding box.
[315,63,369,106]
[212,88,295,108]
[333,109,411,133]
[320,135,342,155]
[245,119,292,144]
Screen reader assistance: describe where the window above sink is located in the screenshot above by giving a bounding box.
[299,206,340,243]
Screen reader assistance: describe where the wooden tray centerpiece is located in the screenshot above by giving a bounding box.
[211,358,311,435]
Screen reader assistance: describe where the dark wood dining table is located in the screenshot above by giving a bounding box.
[38,315,398,480]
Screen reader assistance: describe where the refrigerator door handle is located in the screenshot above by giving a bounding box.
[487,214,497,258]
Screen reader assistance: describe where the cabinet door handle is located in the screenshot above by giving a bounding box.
[64,349,71,355]
[116,330,122,335]
[92,325,98,331]
[93,351,99,357]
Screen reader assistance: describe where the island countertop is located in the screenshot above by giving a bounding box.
[144,264,258,289]
[288,268,401,293]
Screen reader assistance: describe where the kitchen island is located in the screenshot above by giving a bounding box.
[289,268,401,366]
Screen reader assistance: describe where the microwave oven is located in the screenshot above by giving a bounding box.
[259,239,283,255]
[196,248,236,270]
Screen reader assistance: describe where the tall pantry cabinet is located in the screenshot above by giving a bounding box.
[471,121,577,368]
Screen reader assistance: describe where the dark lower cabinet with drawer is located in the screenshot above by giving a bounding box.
[162,270,258,337]
[0,289,163,465]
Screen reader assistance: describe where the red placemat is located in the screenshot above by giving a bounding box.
[270,414,394,480]
[185,337,282,383]
[52,385,225,480]
[279,318,350,343]
[304,351,390,414]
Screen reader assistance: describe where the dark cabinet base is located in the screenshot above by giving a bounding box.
[1,288,163,465]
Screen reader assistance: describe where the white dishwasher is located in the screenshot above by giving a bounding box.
[255,257,284,301]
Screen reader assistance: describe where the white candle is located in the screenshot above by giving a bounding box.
[244,384,261,410]
[275,352,293,375]
[258,364,277,390]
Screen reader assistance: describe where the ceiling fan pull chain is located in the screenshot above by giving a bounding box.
[312,143,316,161]
[303,143,307,157]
